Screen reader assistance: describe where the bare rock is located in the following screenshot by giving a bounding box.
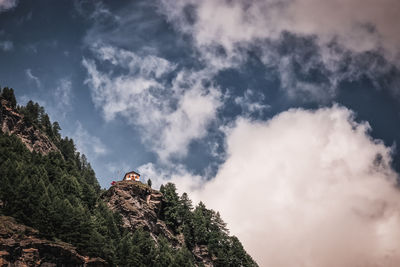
[102,180,216,266]
[0,216,108,266]
[102,180,178,246]
[0,99,59,155]
[193,245,213,267]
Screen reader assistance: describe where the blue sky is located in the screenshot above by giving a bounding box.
[2,1,400,265]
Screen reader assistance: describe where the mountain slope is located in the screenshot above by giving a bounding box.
[102,181,257,266]
[0,87,257,266]
[0,216,107,266]
[0,89,59,155]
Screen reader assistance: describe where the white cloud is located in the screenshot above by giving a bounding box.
[160,0,400,61]
[25,68,41,88]
[54,78,72,113]
[138,162,206,192]
[0,0,18,13]
[106,162,130,177]
[234,89,270,117]
[159,0,400,100]
[72,121,108,158]
[166,105,400,266]
[19,78,74,125]
[83,45,221,161]
[0,40,13,51]
[74,0,116,22]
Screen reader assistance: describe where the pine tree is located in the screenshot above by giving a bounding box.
[0,92,258,266]
[172,245,196,267]
[1,87,17,108]
[193,202,209,244]
[52,121,61,140]
[154,237,174,267]
[160,183,181,232]
[40,113,53,137]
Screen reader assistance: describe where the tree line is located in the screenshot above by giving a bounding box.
[0,87,257,266]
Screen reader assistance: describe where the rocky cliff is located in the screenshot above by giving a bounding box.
[102,181,214,266]
[102,181,177,244]
[0,216,107,267]
[0,88,257,266]
[0,99,59,155]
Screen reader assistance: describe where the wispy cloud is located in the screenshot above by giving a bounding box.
[74,0,116,22]
[25,68,41,88]
[0,0,18,13]
[54,78,72,115]
[0,40,13,51]
[160,0,400,61]
[158,0,400,101]
[83,44,221,161]
[137,162,206,192]
[72,121,108,158]
[234,89,270,118]
[106,162,130,177]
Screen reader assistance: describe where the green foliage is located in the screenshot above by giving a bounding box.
[158,186,258,266]
[0,87,17,108]
[52,121,61,141]
[0,93,61,144]
[20,100,41,127]
[160,183,181,232]
[0,132,117,260]
[0,90,257,266]
[0,95,121,263]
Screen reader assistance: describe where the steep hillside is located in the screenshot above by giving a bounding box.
[102,181,257,266]
[0,87,257,266]
[102,181,174,244]
[0,216,106,266]
[0,88,59,155]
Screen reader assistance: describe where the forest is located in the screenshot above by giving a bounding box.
[0,87,257,266]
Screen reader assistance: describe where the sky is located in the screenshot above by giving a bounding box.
[1,0,400,265]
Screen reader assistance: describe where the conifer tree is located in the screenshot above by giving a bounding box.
[0,92,258,266]
[160,183,181,231]
[154,237,174,267]
[1,87,16,108]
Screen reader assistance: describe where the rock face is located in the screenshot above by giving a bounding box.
[102,181,214,266]
[0,99,59,155]
[102,180,178,245]
[0,216,107,267]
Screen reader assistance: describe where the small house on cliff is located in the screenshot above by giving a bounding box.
[123,170,140,181]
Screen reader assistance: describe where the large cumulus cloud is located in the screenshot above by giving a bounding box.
[162,106,400,266]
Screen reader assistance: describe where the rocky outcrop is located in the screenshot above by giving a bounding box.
[0,216,107,267]
[102,180,179,246]
[0,99,59,155]
[193,245,214,266]
[102,180,214,266]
